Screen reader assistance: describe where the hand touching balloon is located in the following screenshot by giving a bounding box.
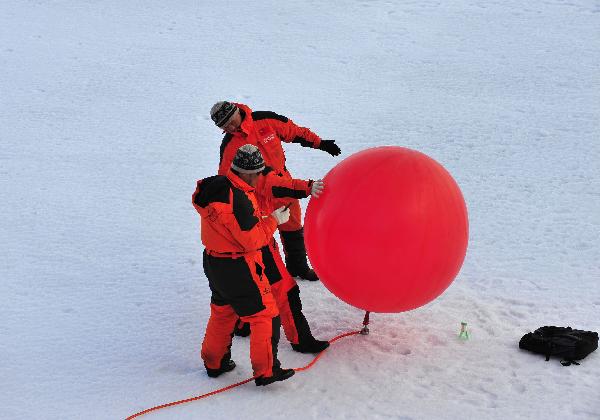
[310,180,324,198]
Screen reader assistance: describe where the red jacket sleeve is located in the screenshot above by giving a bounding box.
[260,171,312,199]
[222,212,278,251]
[226,186,278,250]
[272,118,322,149]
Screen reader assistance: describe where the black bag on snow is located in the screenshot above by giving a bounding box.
[519,326,598,366]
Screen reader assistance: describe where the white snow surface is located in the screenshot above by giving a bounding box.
[2,1,599,419]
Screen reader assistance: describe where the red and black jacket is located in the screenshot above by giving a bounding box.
[192,170,278,254]
[218,103,322,176]
[255,167,313,213]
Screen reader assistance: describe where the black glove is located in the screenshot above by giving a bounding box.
[319,139,341,156]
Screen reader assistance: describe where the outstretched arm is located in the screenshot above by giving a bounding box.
[261,170,312,199]
[264,113,322,149]
[259,169,325,199]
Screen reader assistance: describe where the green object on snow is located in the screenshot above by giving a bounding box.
[458,322,470,340]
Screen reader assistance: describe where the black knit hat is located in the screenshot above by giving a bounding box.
[231,144,265,174]
[210,101,238,127]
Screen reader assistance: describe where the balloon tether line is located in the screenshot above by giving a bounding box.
[125,313,370,419]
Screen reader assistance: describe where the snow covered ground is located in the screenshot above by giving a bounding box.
[2,1,599,419]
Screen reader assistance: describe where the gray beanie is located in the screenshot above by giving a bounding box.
[231,144,265,174]
[210,101,238,127]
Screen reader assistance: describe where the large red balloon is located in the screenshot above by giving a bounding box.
[305,146,468,313]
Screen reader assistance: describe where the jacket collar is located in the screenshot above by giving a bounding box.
[226,169,254,192]
[233,103,253,136]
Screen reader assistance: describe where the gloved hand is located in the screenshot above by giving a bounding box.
[319,139,341,156]
[271,206,291,225]
[310,180,324,198]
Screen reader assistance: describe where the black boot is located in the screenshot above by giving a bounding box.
[291,339,330,354]
[280,228,318,281]
[206,359,236,378]
[286,286,328,353]
[298,268,319,281]
[255,367,295,386]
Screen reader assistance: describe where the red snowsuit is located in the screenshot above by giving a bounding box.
[217,103,321,231]
[254,169,316,345]
[193,170,282,378]
[217,103,322,277]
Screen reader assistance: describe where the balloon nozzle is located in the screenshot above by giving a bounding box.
[360,311,371,335]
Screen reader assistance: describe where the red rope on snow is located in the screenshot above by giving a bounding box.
[125,375,257,420]
[292,330,361,373]
[125,319,368,420]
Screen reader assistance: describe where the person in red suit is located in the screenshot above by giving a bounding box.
[192,146,296,386]
[230,144,330,354]
[210,101,341,281]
